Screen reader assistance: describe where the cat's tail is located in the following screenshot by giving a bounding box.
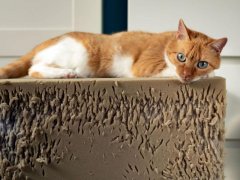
[0,51,34,79]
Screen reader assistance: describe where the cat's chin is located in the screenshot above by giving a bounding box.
[177,75,198,83]
[178,78,193,84]
[174,74,193,84]
[178,72,215,83]
[178,77,206,84]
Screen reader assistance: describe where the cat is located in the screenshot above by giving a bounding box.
[0,19,227,83]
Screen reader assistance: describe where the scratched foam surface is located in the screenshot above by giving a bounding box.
[0,78,226,180]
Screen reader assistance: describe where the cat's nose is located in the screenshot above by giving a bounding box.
[182,69,192,81]
[183,68,192,76]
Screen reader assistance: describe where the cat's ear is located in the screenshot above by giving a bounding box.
[209,38,228,54]
[176,19,190,40]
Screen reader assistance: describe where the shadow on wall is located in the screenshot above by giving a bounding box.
[225,93,240,139]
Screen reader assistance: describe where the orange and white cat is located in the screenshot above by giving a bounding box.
[0,19,227,83]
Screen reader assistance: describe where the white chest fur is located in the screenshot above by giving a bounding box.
[109,53,134,77]
[154,53,177,77]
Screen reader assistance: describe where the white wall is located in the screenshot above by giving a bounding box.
[128,0,240,56]
[0,0,102,56]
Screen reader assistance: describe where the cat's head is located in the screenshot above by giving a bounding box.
[165,19,227,83]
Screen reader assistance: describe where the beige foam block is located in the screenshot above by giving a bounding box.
[0,77,226,179]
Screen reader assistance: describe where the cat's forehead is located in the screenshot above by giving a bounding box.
[180,40,211,58]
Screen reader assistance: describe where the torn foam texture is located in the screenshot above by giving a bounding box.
[0,77,226,180]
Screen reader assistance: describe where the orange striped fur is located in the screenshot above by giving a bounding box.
[0,20,227,82]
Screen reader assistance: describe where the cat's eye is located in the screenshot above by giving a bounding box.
[177,53,186,62]
[197,61,208,69]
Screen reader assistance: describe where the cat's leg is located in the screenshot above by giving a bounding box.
[29,64,79,78]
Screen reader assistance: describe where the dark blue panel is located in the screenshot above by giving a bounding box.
[102,0,128,34]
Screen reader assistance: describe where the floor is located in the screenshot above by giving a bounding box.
[225,141,240,180]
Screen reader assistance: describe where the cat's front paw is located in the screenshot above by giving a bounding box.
[64,73,78,78]
[63,71,79,78]
[67,74,77,78]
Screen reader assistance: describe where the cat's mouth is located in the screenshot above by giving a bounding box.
[175,73,193,83]
[178,75,209,83]
[179,78,193,84]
